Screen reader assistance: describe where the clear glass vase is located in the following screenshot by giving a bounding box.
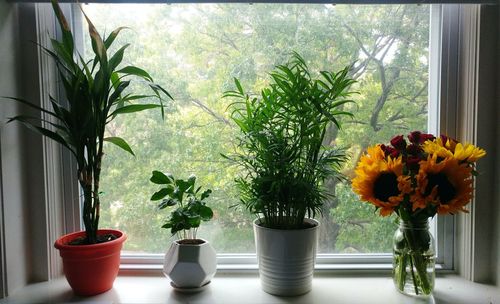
[393,219,435,297]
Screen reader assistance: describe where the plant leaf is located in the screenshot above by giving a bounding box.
[109,104,162,116]
[151,188,172,201]
[103,136,135,156]
[150,170,173,185]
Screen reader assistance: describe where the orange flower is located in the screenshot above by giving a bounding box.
[413,154,473,214]
[352,146,405,216]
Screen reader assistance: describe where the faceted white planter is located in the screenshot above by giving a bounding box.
[163,239,217,289]
[253,218,320,296]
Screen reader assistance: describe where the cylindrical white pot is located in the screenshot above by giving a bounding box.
[163,239,217,288]
[253,218,320,296]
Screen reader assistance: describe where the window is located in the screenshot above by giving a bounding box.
[76,2,440,265]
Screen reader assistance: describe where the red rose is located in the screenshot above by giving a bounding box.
[408,131,422,144]
[409,131,435,144]
[406,143,422,155]
[420,133,435,142]
[406,155,421,171]
[390,135,406,150]
[381,144,399,158]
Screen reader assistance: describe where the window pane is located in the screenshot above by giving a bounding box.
[82,3,430,254]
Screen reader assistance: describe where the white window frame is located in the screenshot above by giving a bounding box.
[26,2,489,276]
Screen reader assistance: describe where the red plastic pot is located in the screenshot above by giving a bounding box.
[54,229,127,296]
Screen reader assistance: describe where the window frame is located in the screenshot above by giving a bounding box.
[38,2,482,274]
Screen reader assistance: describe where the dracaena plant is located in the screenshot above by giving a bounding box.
[150,171,213,240]
[3,0,171,244]
[223,52,356,230]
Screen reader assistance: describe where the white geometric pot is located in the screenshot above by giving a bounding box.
[163,239,217,288]
[253,218,320,296]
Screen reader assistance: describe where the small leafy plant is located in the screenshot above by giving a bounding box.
[150,171,214,240]
[223,52,356,230]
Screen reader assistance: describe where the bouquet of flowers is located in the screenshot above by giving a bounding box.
[352,131,485,296]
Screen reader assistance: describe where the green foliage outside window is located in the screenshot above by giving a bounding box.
[84,3,429,253]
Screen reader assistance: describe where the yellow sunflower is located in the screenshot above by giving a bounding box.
[422,137,454,158]
[352,148,407,216]
[413,154,473,214]
[423,138,486,162]
[453,142,486,162]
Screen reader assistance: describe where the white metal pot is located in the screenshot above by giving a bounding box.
[253,218,320,296]
[163,239,217,288]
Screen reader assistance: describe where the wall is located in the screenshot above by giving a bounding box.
[0,1,61,297]
[0,0,32,296]
[474,3,500,284]
[495,2,500,287]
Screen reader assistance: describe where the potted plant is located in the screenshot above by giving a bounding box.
[223,52,356,296]
[150,171,216,291]
[3,0,171,296]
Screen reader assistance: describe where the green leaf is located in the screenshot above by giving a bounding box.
[80,6,107,63]
[150,170,173,185]
[50,0,74,55]
[1,97,58,119]
[187,215,201,227]
[151,188,172,201]
[104,26,128,49]
[161,222,172,229]
[108,44,130,71]
[200,189,212,200]
[175,179,192,194]
[110,104,162,116]
[117,66,154,82]
[103,137,135,156]
[234,78,244,95]
[158,197,177,209]
[199,205,214,221]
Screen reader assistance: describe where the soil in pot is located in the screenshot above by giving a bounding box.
[67,233,118,245]
[177,239,205,245]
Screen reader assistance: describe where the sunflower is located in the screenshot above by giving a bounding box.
[352,147,407,216]
[413,154,473,214]
[422,137,454,159]
[423,138,486,162]
[453,142,486,162]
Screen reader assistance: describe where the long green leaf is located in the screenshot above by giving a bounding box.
[104,26,128,49]
[103,136,135,156]
[117,66,153,82]
[109,104,162,117]
[50,0,74,55]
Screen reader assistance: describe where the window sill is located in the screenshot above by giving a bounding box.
[1,274,500,304]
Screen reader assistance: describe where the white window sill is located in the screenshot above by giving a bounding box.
[2,274,500,304]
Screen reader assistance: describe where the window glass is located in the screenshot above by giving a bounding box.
[82,3,430,254]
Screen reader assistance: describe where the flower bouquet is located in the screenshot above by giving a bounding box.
[352,131,485,296]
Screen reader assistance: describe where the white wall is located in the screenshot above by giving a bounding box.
[473,4,500,284]
[0,0,32,296]
[0,1,61,297]
[495,2,500,287]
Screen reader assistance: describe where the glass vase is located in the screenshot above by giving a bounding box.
[393,219,435,297]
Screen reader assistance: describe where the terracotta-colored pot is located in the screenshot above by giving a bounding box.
[54,229,127,296]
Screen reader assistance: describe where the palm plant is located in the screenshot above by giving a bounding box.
[223,52,356,229]
[3,0,171,244]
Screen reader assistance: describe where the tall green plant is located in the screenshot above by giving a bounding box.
[223,52,356,229]
[3,0,171,244]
